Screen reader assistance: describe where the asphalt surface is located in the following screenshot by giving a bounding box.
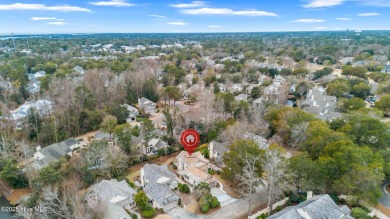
[379,180,390,209]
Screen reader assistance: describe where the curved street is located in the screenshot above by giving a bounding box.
[379,180,390,209]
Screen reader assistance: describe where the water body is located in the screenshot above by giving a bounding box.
[0,196,14,219]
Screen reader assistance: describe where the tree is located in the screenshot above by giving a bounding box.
[100,115,117,140]
[292,68,309,78]
[262,145,289,215]
[338,97,365,112]
[236,154,263,216]
[342,66,368,79]
[288,152,315,194]
[375,94,390,115]
[164,86,182,106]
[0,159,28,188]
[351,82,370,99]
[44,62,57,74]
[134,191,149,210]
[194,182,210,201]
[221,140,264,182]
[213,82,221,94]
[250,86,261,99]
[301,120,347,159]
[108,104,129,124]
[115,126,133,154]
[351,208,370,219]
[32,166,62,189]
[326,80,351,98]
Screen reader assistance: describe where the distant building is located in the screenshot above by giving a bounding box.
[302,86,342,121]
[144,138,168,156]
[122,104,139,122]
[138,97,156,114]
[208,140,229,165]
[381,65,390,74]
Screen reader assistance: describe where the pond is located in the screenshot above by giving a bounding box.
[0,196,14,219]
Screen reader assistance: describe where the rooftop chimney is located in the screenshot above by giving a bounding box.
[307,191,313,200]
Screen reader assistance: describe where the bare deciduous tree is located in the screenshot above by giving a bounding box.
[236,153,263,216]
[261,146,290,215]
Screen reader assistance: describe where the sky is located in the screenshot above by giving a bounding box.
[0,0,389,34]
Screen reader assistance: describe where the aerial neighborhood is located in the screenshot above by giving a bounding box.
[0,29,390,219]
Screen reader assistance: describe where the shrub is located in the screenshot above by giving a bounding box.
[141,205,156,218]
[208,168,215,175]
[200,203,210,213]
[210,196,220,208]
[275,206,283,211]
[179,183,190,193]
[351,207,370,219]
[131,214,138,219]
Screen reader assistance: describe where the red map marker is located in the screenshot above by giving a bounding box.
[180,129,200,156]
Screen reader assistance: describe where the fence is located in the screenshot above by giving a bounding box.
[248,197,289,219]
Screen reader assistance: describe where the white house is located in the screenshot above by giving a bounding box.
[381,65,390,74]
[176,151,217,188]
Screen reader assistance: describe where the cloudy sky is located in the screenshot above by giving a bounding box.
[0,0,389,34]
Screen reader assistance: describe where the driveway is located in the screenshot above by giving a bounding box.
[167,206,204,219]
[210,187,237,207]
[206,190,267,219]
[379,180,390,209]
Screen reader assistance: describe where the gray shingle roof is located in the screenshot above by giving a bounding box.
[89,179,136,206]
[144,183,179,207]
[142,164,179,207]
[39,138,78,164]
[268,194,353,219]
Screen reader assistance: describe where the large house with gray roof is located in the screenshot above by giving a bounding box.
[86,179,137,211]
[302,86,342,121]
[33,138,79,169]
[138,97,156,114]
[268,194,353,219]
[140,164,179,211]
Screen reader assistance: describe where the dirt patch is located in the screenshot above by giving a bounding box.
[6,187,32,205]
[155,214,173,219]
[376,204,390,217]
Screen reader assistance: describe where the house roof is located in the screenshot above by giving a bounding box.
[144,182,179,207]
[147,138,167,149]
[89,179,136,205]
[209,140,229,155]
[186,166,209,182]
[95,131,112,140]
[39,138,78,165]
[139,97,155,106]
[104,202,131,219]
[177,151,210,168]
[142,164,176,185]
[268,194,352,219]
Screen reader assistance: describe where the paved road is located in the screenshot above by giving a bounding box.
[167,206,205,219]
[379,180,390,209]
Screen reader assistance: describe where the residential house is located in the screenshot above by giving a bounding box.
[94,131,115,146]
[244,133,269,150]
[34,138,79,169]
[138,97,156,114]
[73,65,85,74]
[184,83,204,99]
[123,104,139,122]
[228,83,244,93]
[273,75,286,86]
[144,138,168,156]
[235,93,248,102]
[140,164,179,211]
[208,140,229,165]
[263,84,281,104]
[34,71,46,78]
[381,65,390,74]
[103,203,132,219]
[176,151,217,188]
[86,179,137,211]
[253,97,265,108]
[302,86,342,121]
[268,193,353,219]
